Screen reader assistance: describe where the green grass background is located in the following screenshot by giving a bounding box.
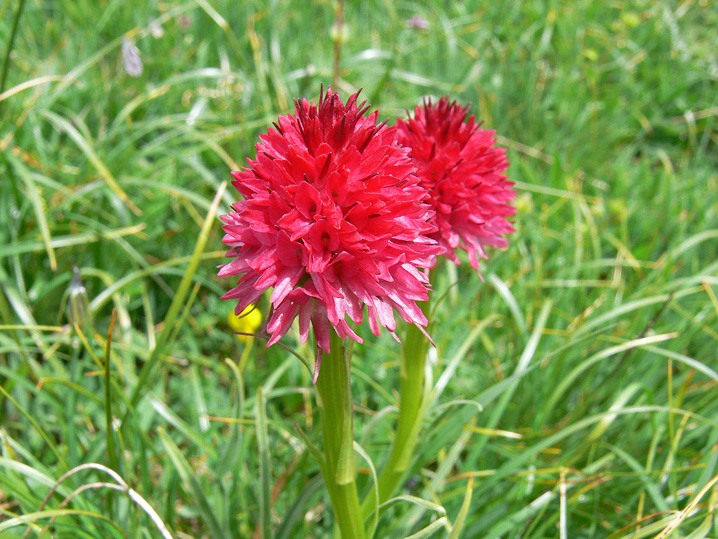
[1,0,717,537]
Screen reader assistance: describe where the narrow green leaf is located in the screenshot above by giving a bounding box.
[378,495,447,516]
[446,477,473,539]
[256,387,273,539]
[0,456,71,493]
[581,383,642,448]
[484,491,554,539]
[0,224,147,261]
[0,0,26,107]
[276,475,323,539]
[0,509,120,534]
[123,182,226,427]
[643,345,718,383]
[7,156,56,270]
[400,517,449,539]
[261,357,295,396]
[158,427,225,539]
[104,309,118,473]
[683,514,713,539]
[465,302,550,469]
[88,251,223,314]
[0,385,65,469]
[430,417,475,492]
[545,333,677,414]
[294,423,326,476]
[148,396,217,456]
[488,273,527,337]
[668,229,718,259]
[694,432,718,496]
[167,283,202,350]
[216,359,245,476]
[27,377,101,405]
[430,316,497,407]
[474,406,718,500]
[40,109,141,215]
[359,405,398,448]
[606,443,669,513]
[353,441,379,538]
[572,295,671,337]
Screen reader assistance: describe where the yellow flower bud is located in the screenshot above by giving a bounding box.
[227,305,262,342]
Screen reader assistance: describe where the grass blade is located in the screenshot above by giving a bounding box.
[276,475,323,539]
[400,517,449,539]
[653,472,718,539]
[148,395,217,456]
[256,387,273,539]
[544,333,677,415]
[0,224,147,261]
[488,273,528,337]
[158,427,225,539]
[353,441,379,538]
[447,477,473,539]
[40,110,141,215]
[467,302,551,462]
[122,182,226,426]
[0,385,65,469]
[104,309,118,473]
[7,156,56,270]
[216,359,245,476]
[0,0,26,104]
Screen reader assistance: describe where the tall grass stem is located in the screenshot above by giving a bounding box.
[0,0,26,104]
[331,0,345,88]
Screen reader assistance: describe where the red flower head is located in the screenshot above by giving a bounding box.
[219,88,438,381]
[397,97,515,271]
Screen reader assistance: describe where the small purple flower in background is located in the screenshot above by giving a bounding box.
[121,38,143,77]
[179,15,192,29]
[406,15,430,30]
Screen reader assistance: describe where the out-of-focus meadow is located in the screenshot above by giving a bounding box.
[1,1,717,537]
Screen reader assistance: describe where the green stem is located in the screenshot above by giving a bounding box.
[315,332,365,539]
[362,270,436,519]
[377,315,430,501]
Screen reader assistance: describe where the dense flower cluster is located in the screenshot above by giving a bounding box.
[397,97,515,270]
[220,89,514,378]
[219,88,438,380]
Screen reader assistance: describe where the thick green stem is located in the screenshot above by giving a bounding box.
[362,273,435,519]
[376,317,430,502]
[315,332,365,539]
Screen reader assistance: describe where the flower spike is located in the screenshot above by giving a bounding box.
[220,88,441,377]
[397,96,515,272]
